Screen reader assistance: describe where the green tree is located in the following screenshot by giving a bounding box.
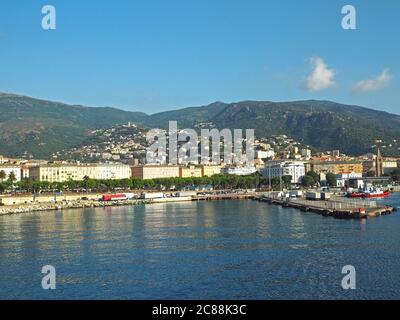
[306,171,319,183]
[326,173,337,187]
[282,175,293,189]
[301,175,315,187]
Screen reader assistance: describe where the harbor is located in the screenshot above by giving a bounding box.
[0,188,396,219]
[256,192,396,219]
[2,194,400,300]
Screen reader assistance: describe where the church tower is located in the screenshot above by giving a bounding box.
[375,148,383,177]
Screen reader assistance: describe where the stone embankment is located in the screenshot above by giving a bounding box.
[0,195,196,216]
[0,199,150,216]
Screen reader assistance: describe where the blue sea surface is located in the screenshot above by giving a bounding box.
[0,194,399,299]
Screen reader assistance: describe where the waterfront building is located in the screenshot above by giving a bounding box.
[221,166,257,176]
[0,165,21,182]
[131,165,180,180]
[29,163,131,182]
[198,165,221,177]
[382,158,398,174]
[305,160,363,176]
[260,161,305,184]
[335,172,363,187]
[131,164,221,180]
[94,164,131,180]
[179,166,203,178]
[20,165,30,179]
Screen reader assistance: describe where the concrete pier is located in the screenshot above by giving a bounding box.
[256,195,395,219]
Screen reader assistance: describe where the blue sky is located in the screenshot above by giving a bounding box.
[0,0,399,114]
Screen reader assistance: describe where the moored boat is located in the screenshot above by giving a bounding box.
[347,185,391,198]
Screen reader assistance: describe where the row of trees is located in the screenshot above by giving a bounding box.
[2,168,398,194]
[0,173,295,194]
[0,170,17,183]
[301,171,337,187]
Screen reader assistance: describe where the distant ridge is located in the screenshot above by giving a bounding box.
[0,93,399,158]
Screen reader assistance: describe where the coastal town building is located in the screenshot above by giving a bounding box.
[260,161,306,184]
[335,172,363,187]
[131,164,222,180]
[301,149,312,159]
[255,150,275,159]
[305,160,363,176]
[199,165,221,177]
[221,166,257,176]
[179,166,203,178]
[131,165,180,180]
[29,163,131,182]
[382,158,398,174]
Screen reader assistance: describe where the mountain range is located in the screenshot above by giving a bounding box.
[0,92,399,158]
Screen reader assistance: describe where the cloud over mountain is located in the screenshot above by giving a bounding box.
[353,69,391,92]
[306,57,336,92]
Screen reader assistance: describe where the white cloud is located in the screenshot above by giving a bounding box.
[353,69,391,92]
[306,57,336,92]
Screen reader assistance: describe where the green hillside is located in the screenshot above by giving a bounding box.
[0,93,147,158]
[0,93,399,158]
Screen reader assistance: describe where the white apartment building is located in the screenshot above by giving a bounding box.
[301,149,312,159]
[221,166,257,176]
[0,165,21,182]
[256,150,275,159]
[260,161,306,184]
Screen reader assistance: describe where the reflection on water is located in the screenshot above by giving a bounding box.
[0,195,400,300]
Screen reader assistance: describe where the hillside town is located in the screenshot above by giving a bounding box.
[0,129,399,191]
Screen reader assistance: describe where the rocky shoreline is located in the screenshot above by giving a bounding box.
[0,199,152,216]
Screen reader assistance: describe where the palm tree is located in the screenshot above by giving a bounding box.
[0,170,6,182]
[83,175,90,193]
[8,172,16,183]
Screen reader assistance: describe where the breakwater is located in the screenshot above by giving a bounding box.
[0,196,193,216]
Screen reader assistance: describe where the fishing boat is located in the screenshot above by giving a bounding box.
[347,185,391,198]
